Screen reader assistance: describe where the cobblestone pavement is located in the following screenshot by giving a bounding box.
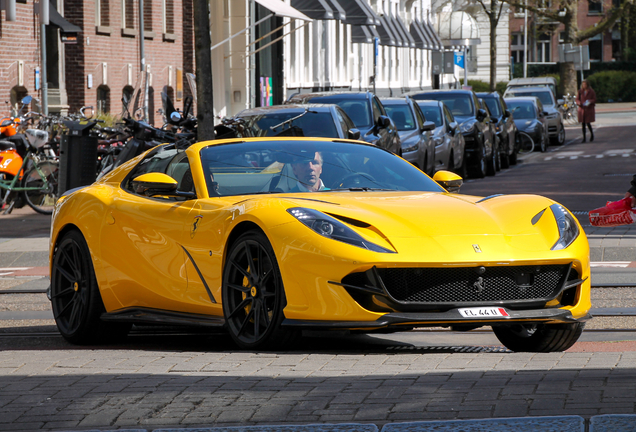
[1,347,636,431]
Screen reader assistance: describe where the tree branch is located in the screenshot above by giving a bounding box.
[576,1,633,42]
[503,0,565,23]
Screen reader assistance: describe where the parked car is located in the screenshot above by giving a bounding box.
[477,98,501,172]
[504,96,549,152]
[408,89,496,179]
[286,91,401,155]
[503,86,565,145]
[380,97,436,175]
[477,92,519,168]
[50,137,590,352]
[234,104,361,140]
[415,100,466,175]
[505,77,558,100]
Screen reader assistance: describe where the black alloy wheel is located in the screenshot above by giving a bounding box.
[493,322,585,352]
[222,230,296,350]
[51,230,129,344]
[539,133,548,152]
[551,124,566,145]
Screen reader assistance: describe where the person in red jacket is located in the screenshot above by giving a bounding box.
[576,80,596,143]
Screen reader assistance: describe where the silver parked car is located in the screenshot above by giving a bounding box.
[381,97,436,175]
[503,86,565,145]
[415,100,466,175]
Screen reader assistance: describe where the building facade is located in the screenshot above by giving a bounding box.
[509,0,620,68]
[0,0,192,122]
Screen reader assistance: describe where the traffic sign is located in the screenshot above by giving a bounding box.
[454,51,464,69]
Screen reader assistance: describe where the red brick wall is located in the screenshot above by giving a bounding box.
[0,2,42,117]
[0,0,192,125]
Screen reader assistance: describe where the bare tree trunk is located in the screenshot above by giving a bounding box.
[193,0,215,141]
[560,4,578,97]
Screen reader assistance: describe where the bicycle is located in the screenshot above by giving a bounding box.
[516,131,535,154]
[0,125,59,215]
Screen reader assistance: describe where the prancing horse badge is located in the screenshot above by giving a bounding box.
[472,244,482,253]
[190,215,203,238]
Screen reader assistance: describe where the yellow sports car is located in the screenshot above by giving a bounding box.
[49,137,590,352]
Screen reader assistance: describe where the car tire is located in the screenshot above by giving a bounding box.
[493,322,584,352]
[551,124,566,145]
[501,145,510,169]
[486,141,497,176]
[468,144,487,179]
[539,134,548,152]
[222,230,297,350]
[51,229,130,344]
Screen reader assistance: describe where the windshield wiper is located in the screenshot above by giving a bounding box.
[270,108,318,132]
[327,187,395,192]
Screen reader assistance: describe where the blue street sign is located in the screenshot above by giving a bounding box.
[454,51,464,69]
[374,37,379,58]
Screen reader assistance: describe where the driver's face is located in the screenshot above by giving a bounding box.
[292,152,323,191]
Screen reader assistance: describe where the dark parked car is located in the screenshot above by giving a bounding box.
[503,86,565,145]
[380,97,436,175]
[234,104,361,139]
[415,100,465,175]
[477,92,519,167]
[286,91,401,155]
[504,96,549,153]
[408,89,496,178]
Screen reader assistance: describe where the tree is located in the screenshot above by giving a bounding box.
[504,0,634,95]
[193,0,215,140]
[475,0,507,92]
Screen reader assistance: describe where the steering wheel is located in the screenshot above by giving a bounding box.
[337,172,378,189]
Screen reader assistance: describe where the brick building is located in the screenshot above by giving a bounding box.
[509,0,620,67]
[0,0,193,124]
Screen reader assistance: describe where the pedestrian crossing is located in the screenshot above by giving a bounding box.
[544,149,635,161]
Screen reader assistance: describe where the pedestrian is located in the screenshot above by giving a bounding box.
[576,80,596,143]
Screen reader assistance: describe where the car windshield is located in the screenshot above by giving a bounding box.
[238,111,339,137]
[509,91,553,107]
[507,102,536,120]
[307,97,372,128]
[417,104,442,127]
[483,99,501,117]
[384,103,416,130]
[199,140,444,197]
[412,94,473,117]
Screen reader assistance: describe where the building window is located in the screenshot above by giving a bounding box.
[124,0,135,29]
[589,33,602,61]
[536,33,551,62]
[612,25,621,60]
[511,32,525,65]
[588,0,602,14]
[123,85,135,114]
[164,0,174,34]
[144,0,153,32]
[97,85,110,114]
[96,0,110,27]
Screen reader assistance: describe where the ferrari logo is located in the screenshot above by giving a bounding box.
[190,215,203,238]
[472,244,482,253]
[474,276,485,293]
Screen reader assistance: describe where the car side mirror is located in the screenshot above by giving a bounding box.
[433,170,463,193]
[421,121,436,132]
[347,128,361,140]
[543,111,549,116]
[504,109,512,118]
[377,115,391,129]
[476,109,487,122]
[131,173,196,199]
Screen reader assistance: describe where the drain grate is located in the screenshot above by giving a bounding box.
[385,345,511,353]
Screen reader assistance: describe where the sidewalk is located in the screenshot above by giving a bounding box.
[595,102,636,114]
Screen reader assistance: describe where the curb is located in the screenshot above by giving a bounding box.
[52,414,636,432]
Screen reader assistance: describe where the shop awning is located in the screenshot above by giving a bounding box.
[291,0,343,20]
[254,0,312,21]
[422,20,443,50]
[324,0,346,20]
[48,2,81,33]
[394,16,416,49]
[341,0,379,26]
[410,20,430,50]
[350,24,380,44]
[376,15,399,47]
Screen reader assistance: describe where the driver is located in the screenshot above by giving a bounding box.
[290,151,328,192]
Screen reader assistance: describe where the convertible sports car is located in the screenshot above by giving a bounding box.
[49,138,591,352]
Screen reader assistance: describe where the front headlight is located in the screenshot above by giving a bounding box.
[401,141,418,152]
[433,137,444,147]
[288,207,394,253]
[550,204,580,250]
[459,120,477,134]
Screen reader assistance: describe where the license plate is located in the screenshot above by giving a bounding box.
[458,307,509,318]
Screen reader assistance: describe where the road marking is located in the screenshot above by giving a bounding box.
[604,149,633,154]
[0,267,30,276]
[590,262,632,268]
[623,154,630,157]
[596,155,604,158]
[545,157,552,161]
[570,156,578,160]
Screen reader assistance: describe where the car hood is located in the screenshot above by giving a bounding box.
[397,129,422,144]
[454,115,474,124]
[249,192,575,259]
[514,119,540,131]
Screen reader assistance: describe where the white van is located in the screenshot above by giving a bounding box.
[506,77,558,99]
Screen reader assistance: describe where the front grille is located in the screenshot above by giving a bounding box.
[343,265,570,304]
[548,125,558,132]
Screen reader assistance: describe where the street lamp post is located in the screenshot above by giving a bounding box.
[523,0,528,78]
